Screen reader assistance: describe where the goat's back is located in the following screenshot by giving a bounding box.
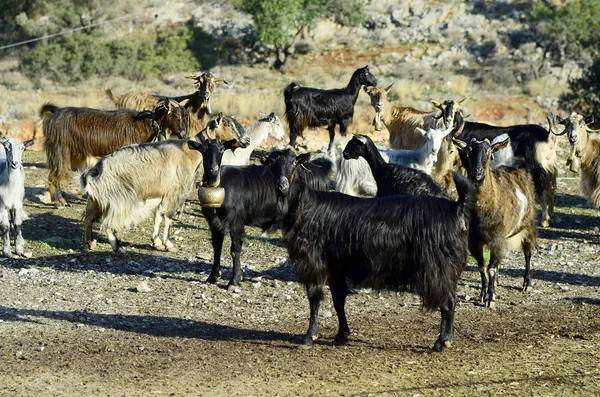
[286,189,468,309]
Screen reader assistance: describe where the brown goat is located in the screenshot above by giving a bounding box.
[42,99,203,207]
[106,72,228,133]
[365,85,467,185]
[552,112,600,209]
[454,136,537,308]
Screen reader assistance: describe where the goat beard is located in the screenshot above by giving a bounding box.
[373,112,383,131]
[567,145,581,173]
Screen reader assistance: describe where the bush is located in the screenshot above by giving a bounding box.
[19,25,218,85]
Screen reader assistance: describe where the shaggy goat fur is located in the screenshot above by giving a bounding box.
[201,145,333,286]
[0,138,34,258]
[273,150,472,352]
[454,136,537,307]
[106,72,228,133]
[342,134,447,198]
[284,66,377,152]
[454,112,557,227]
[221,112,285,166]
[81,135,233,253]
[40,99,189,206]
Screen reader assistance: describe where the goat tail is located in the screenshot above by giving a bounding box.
[105,88,119,106]
[284,82,300,103]
[40,103,59,119]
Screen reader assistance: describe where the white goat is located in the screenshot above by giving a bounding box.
[0,138,34,258]
[81,136,237,253]
[331,125,453,196]
[385,125,454,175]
[221,112,285,166]
[330,137,389,196]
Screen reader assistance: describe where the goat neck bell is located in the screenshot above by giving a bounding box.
[197,186,225,208]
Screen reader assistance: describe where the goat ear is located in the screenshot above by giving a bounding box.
[187,139,205,152]
[24,139,35,148]
[491,137,510,153]
[452,137,468,152]
[457,97,469,108]
[294,153,311,166]
[224,139,240,152]
[556,115,566,125]
[584,115,594,125]
[363,86,372,94]
[431,100,441,109]
[259,111,267,119]
[416,127,427,137]
[194,132,207,144]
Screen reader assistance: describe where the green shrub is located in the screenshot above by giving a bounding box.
[19,25,217,85]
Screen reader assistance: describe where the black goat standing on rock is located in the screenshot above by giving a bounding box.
[284,65,378,151]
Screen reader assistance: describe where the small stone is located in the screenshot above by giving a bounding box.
[277,294,290,300]
[321,311,333,319]
[18,269,29,275]
[135,280,152,293]
[252,282,261,289]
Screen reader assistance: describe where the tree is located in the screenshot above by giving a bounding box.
[531,0,600,115]
[238,0,365,70]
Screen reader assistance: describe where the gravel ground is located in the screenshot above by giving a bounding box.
[0,147,599,396]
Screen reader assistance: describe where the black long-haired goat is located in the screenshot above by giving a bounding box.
[453,136,537,308]
[270,149,473,352]
[342,134,448,198]
[284,65,377,152]
[200,146,333,287]
[453,112,557,227]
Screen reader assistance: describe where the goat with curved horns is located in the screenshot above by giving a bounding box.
[551,112,600,209]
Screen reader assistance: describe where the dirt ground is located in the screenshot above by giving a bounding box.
[0,141,599,396]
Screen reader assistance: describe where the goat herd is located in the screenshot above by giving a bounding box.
[1,66,597,353]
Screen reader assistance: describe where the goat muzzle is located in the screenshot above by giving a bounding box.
[373,112,383,131]
[277,176,290,196]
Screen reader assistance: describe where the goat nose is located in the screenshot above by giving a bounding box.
[210,166,219,173]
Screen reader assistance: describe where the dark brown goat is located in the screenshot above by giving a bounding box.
[454,136,537,308]
[41,99,190,207]
[106,72,228,133]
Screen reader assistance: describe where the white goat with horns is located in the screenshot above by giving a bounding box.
[0,138,34,258]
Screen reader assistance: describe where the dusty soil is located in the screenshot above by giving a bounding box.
[0,141,599,396]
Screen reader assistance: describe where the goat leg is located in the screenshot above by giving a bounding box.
[206,229,224,284]
[107,230,125,254]
[329,277,350,345]
[486,253,502,308]
[228,224,244,287]
[0,215,11,258]
[301,284,324,348]
[162,215,176,252]
[522,241,534,292]
[11,210,24,257]
[83,201,97,250]
[152,207,166,251]
[470,243,487,303]
[433,294,456,353]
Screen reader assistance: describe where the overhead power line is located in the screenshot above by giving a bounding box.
[0,10,150,51]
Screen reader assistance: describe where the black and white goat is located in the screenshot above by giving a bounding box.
[199,144,333,287]
[284,65,378,151]
[453,112,557,227]
[270,149,472,352]
[453,136,537,307]
[342,134,447,198]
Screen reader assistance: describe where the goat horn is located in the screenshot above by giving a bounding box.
[431,100,442,109]
[546,111,566,135]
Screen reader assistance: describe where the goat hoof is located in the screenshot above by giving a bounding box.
[541,219,551,228]
[19,251,33,259]
[165,242,177,253]
[486,300,497,309]
[333,334,349,346]
[87,240,97,250]
[206,275,218,284]
[432,340,449,353]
